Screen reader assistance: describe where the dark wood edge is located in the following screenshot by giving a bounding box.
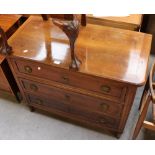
[1,59,21,101]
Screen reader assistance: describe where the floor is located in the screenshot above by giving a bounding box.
[0,55,154,140]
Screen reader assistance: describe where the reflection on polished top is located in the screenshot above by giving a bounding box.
[8,16,152,86]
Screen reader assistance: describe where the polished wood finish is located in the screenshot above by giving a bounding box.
[0,14,22,100]
[11,58,127,102]
[132,61,155,139]
[23,14,141,30]
[0,14,22,38]
[7,16,152,136]
[87,14,143,31]
[26,93,120,130]
[0,15,21,31]
[8,16,151,85]
[0,15,22,55]
[19,78,123,117]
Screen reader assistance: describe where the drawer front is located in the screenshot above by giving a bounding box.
[20,78,123,118]
[26,94,119,129]
[12,59,127,102]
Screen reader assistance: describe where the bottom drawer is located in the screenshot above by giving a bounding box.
[69,106,119,129]
[26,94,120,129]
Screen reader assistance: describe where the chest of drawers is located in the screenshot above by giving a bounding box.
[7,16,152,136]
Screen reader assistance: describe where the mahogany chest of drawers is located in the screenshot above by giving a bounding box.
[7,16,152,136]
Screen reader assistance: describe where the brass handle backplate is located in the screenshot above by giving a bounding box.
[62,76,69,82]
[100,103,109,112]
[24,66,32,73]
[100,85,111,93]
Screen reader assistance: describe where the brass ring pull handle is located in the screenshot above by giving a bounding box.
[100,103,109,112]
[100,85,111,93]
[24,66,32,73]
[62,76,69,82]
[35,99,43,105]
[30,84,38,91]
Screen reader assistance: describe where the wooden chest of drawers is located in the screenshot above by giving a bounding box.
[9,58,123,132]
[7,16,152,136]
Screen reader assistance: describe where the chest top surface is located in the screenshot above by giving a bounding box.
[0,14,21,32]
[8,16,152,86]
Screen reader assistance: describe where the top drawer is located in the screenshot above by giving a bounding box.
[11,58,127,102]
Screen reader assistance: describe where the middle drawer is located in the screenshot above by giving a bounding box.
[19,78,123,118]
